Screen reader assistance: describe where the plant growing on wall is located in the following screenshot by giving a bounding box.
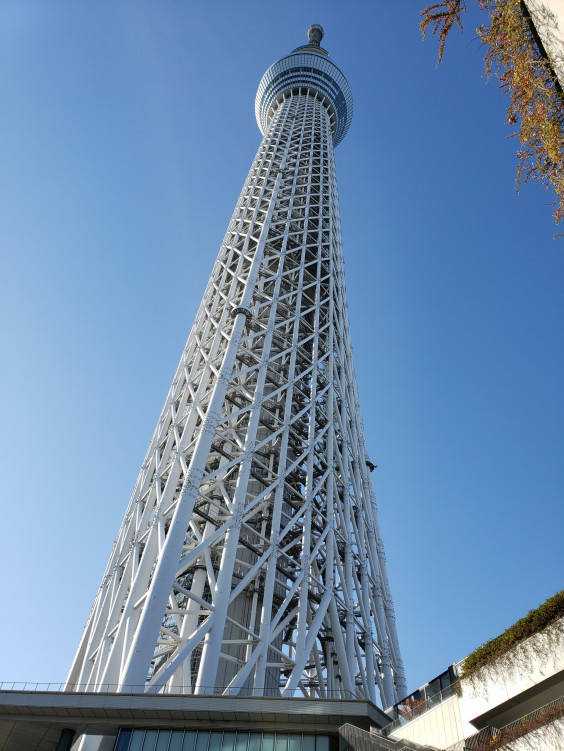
[460,590,564,678]
[421,0,564,225]
[472,697,564,750]
[399,695,426,719]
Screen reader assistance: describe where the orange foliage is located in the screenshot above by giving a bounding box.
[421,0,467,64]
[421,0,564,225]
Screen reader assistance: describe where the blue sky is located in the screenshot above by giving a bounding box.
[0,1,562,698]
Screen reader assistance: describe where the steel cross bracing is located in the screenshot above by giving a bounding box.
[66,88,406,708]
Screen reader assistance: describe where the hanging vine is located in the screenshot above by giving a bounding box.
[421,0,467,64]
[421,0,564,225]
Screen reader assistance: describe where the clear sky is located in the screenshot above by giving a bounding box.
[0,1,562,699]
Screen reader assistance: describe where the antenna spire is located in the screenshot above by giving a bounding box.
[307,24,324,47]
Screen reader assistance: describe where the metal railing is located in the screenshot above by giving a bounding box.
[382,684,457,735]
[441,728,496,751]
[339,723,437,751]
[442,693,564,751]
[0,681,358,699]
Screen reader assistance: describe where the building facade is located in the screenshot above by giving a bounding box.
[525,0,564,87]
[380,606,564,751]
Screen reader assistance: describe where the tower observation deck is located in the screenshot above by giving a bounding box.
[66,25,406,709]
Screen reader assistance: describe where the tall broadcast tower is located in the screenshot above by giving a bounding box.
[67,25,406,710]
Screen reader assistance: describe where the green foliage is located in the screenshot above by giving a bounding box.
[460,591,564,679]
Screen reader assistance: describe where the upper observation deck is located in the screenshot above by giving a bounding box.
[255,25,353,148]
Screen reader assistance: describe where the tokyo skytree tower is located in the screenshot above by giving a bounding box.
[66,25,406,709]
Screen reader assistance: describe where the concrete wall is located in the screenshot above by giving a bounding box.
[496,717,564,751]
[388,617,564,750]
[387,696,464,749]
[457,617,564,731]
[525,0,564,85]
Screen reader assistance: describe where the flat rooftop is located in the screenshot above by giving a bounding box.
[0,691,392,751]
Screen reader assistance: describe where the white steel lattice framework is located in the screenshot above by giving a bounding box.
[66,25,407,709]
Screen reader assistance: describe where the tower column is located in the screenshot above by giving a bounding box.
[66,25,405,709]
